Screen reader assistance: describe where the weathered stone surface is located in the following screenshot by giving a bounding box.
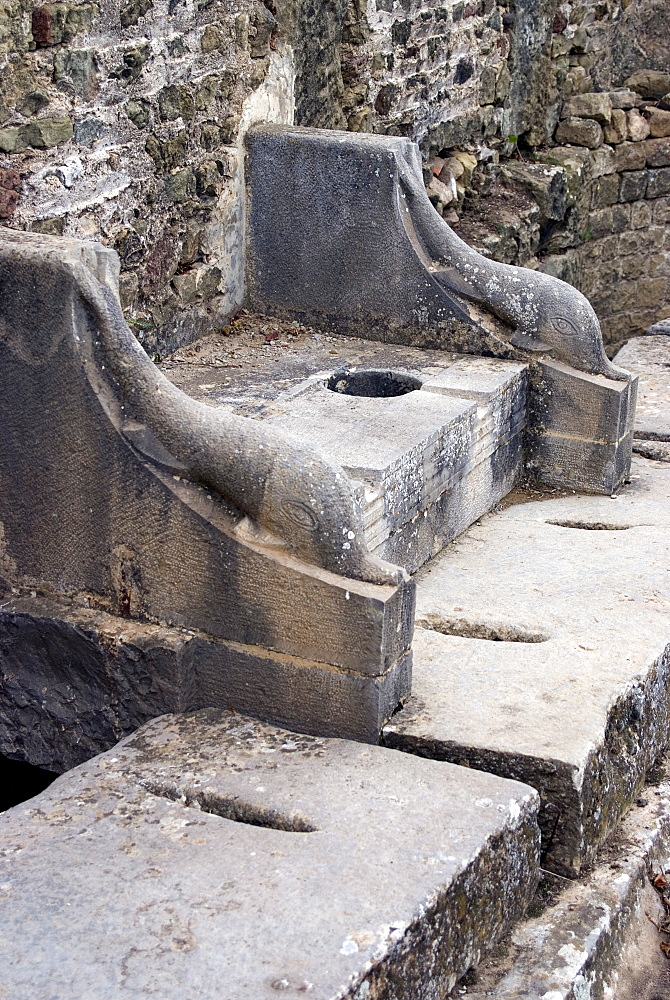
[646,167,670,199]
[647,108,670,139]
[609,90,642,110]
[604,108,628,144]
[614,335,670,448]
[627,108,651,142]
[643,137,670,167]
[0,231,414,743]
[525,360,637,494]
[619,170,648,202]
[467,774,670,1000]
[0,710,541,999]
[626,70,670,100]
[555,116,604,148]
[562,92,612,124]
[0,593,413,767]
[384,455,670,875]
[247,124,623,383]
[163,333,528,573]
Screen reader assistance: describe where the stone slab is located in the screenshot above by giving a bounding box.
[164,332,528,573]
[465,767,670,1000]
[615,335,670,460]
[384,456,670,876]
[0,709,540,999]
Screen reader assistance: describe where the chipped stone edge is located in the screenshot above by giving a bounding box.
[465,774,670,999]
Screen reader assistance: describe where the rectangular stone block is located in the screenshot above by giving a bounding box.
[0,710,541,999]
[0,593,414,767]
[613,142,648,172]
[619,170,648,202]
[525,360,638,494]
[643,137,670,167]
[0,231,414,746]
[646,167,670,198]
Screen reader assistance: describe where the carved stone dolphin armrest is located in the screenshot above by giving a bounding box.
[245,124,638,494]
[0,231,414,747]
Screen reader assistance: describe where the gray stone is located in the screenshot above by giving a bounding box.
[246,124,624,382]
[73,116,106,146]
[384,454,670,875]
[614,335,670,447]
[627,108,651,142]
[0,593,413,767]
[0,232,413,743]
[644,137,670,168]
[562,92,612,124]
[646,167,670,199]
[467,774,670,1000]
[647,108,670,139]
[626,70,670,100]
[555,116,604,148]
[525,360,637,494]
[614,142,648,172]
[603,107,628,144]
[608,89,642,111]
[250,356,527,573]
[0,709,541,999]
[619,169,649,203]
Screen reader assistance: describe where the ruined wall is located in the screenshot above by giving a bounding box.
[0,0,293,353]
[1,0,669,353]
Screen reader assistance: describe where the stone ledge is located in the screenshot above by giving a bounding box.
[0,709,540,999]
[384,456,670,876]
[463,769,670,999]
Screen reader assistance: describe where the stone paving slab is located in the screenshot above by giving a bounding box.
[0,709,540,1000]
[384,456,670,876]
[615,335,670,460]
[464,770,670,1000]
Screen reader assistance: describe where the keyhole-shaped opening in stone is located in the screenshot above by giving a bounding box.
[326,369,422,398]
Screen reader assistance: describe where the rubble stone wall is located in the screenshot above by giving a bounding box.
[0,0,293,353]
[0,0,669,353]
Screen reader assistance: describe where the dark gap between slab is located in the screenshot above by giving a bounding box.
[142,781,318,832]
[0,753,58,811]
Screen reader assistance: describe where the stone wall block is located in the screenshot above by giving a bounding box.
[591,172,620,208]
[631,200,653,229]
[652,197,670,225]
[526,361,637,495]
[626,108,650,142]
[643,138,670,167]
[603,108,627,144]
[613,141,647,171]
[619,169,648,203]
[555,116,604,148]
[647,108,670,139]
[562,92,612,124]
[646,167,670,199]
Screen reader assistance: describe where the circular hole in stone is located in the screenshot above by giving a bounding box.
[326,369,422,398]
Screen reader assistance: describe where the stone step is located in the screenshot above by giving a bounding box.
[464,766,670,999]
[0,709,540,1000]
[383,455,670,876]
[615,334,670,461]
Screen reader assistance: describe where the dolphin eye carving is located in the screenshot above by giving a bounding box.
[551,315,581,339]
[280,500,320,531]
